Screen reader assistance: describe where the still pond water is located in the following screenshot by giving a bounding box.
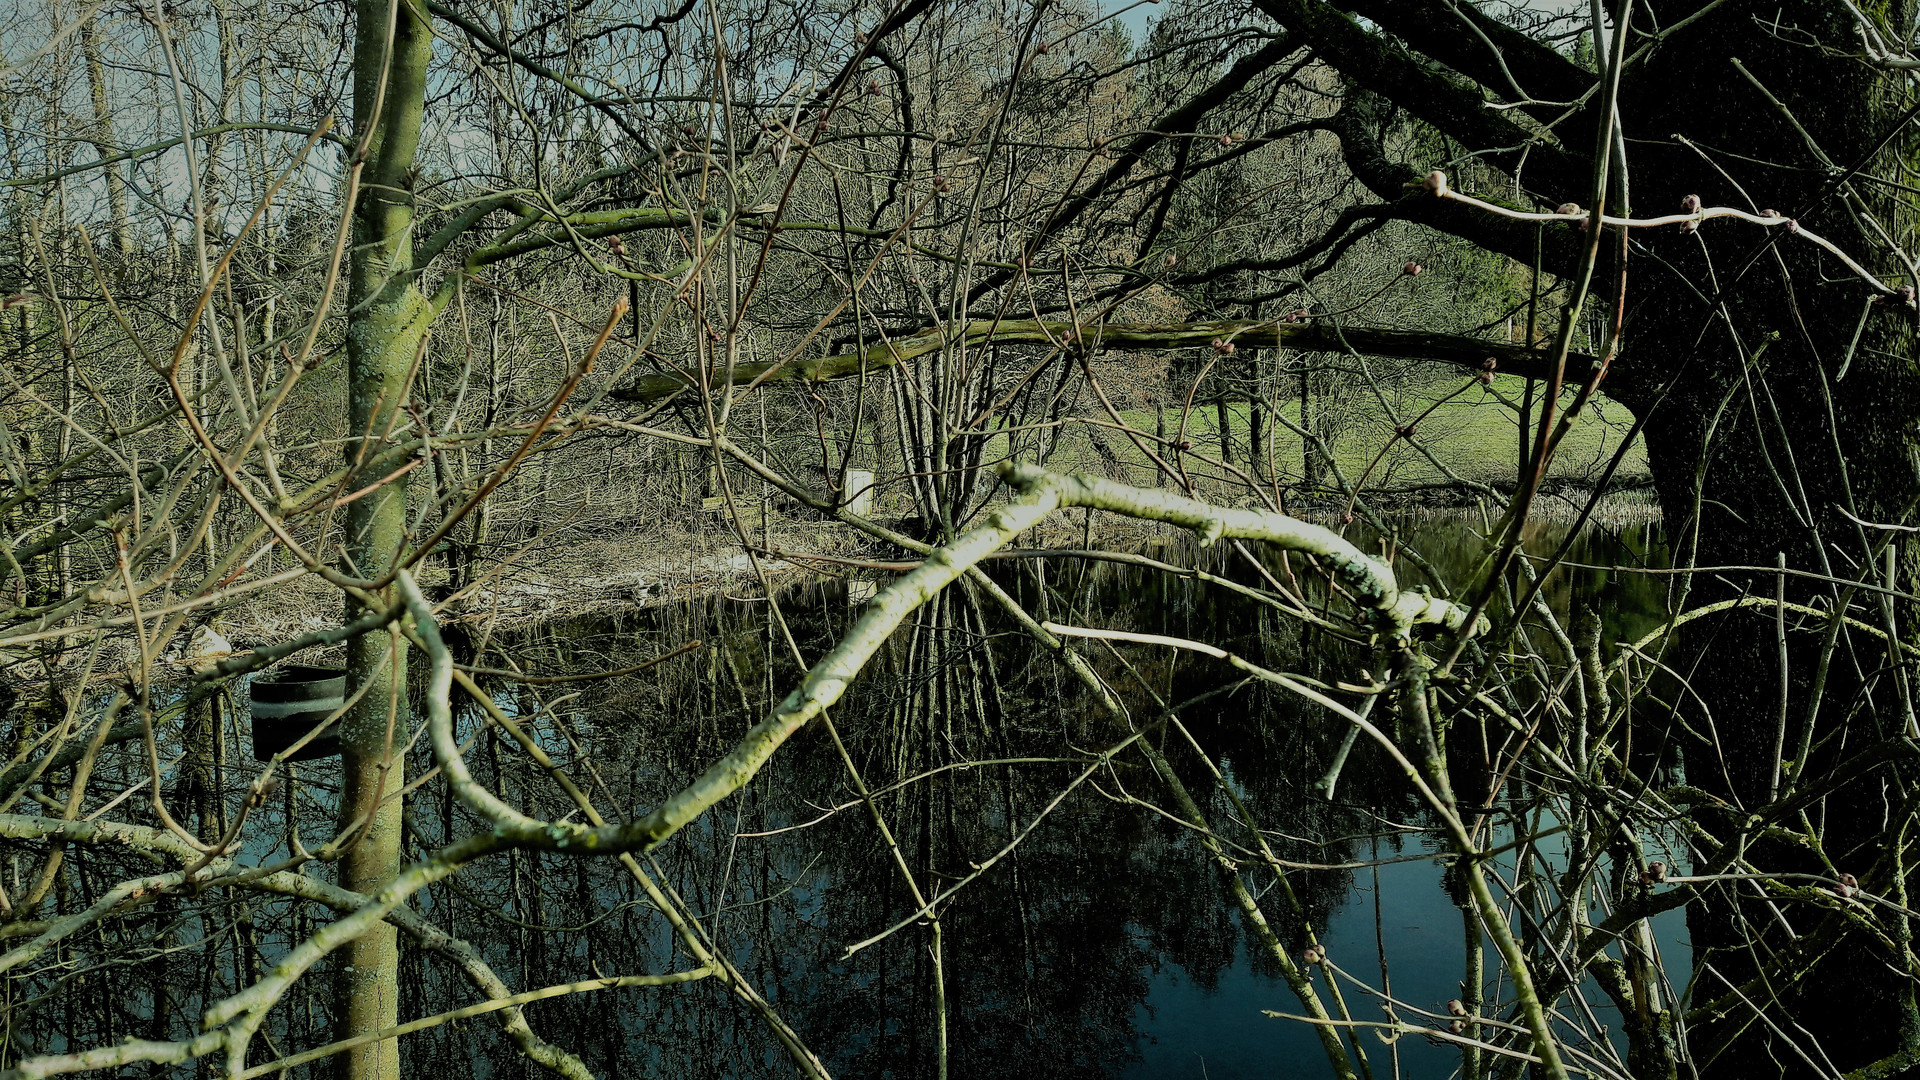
[259,515,1680,1078]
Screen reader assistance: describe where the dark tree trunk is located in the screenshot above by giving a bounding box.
[1250,400,1266,476]
[1300,367,1320,489]
[1610,3,1920,1072]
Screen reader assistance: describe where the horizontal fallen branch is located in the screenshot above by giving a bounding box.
[611,319,1598,403]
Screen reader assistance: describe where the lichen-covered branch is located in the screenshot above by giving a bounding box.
[999,462,1484,638]
[394,462,1482,868]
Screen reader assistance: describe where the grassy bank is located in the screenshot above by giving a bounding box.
[985,374,1647,499]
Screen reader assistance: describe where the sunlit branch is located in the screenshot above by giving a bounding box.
[1428,170,1913,303]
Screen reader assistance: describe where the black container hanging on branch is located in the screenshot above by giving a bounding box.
[249,665,346,761]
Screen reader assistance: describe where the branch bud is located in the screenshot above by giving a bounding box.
[1680,194,1702,233]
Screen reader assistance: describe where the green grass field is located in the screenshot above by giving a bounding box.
[986,374,1647,496]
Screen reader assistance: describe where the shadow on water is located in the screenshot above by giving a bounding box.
[55,514,1675,1078]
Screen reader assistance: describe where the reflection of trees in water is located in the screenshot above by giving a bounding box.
[388,555,1384,1078]
[395,524,1673,1077]
[2,522,1663,1078]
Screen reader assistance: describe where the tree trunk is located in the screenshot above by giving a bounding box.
[1300,365,1320,489]
[1614,4,1920,1072]
[1250,400,1265,479]
[1215,393,1233,464]
[336,2,435,1077]
[79,21,133,260]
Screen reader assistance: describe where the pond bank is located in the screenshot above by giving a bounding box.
[209,486,1660,655]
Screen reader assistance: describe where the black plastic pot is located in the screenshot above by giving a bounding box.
[250,665,346,761]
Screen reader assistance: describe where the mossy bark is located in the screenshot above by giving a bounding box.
[335,2,435,1078]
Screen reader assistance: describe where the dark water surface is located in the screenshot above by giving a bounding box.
[215,516,1677,1078]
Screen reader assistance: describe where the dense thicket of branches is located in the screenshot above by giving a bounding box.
[1,0,1918,1077]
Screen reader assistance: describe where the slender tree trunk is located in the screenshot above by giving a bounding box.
[1249,401,1264,477]
[1245,301,1266,481]
[1215,393,1233,464]
[335,3,434,1078]
[79,20,133,260]
[1300,365,1320,489]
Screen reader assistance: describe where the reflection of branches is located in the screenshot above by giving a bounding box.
[0,812,595,1078]
[6,458,1505,1075]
